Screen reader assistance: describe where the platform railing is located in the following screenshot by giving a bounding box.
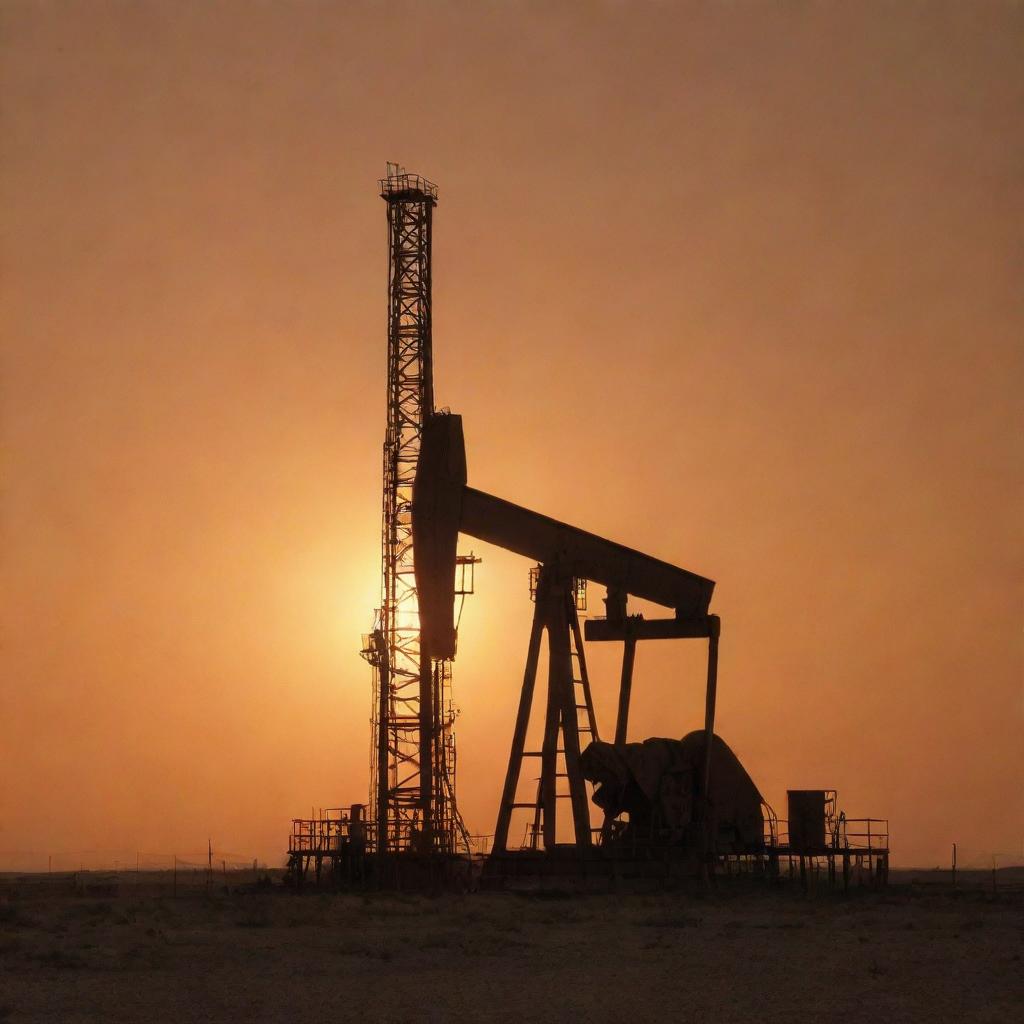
[761,815,888,853]
[288,807,375,855]
[379,172,438,201]
[839,818,889,852]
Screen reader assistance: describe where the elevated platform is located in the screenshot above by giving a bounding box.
[379,166,438,204]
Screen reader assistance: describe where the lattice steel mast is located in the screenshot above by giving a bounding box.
[362,164,467,857]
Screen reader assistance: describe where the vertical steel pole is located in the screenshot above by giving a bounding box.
[700,616,721,803]
[550,586,591,849]
[701,615,720,871]
[376,632,390,858]
[614,632,637,745]
[539,608,561,850]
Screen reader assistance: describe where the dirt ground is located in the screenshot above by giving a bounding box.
[1,872,1021,1023]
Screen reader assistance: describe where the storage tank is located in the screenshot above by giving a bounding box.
[787,790,827,852]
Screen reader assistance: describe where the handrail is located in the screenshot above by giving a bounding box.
[379,172,438,201]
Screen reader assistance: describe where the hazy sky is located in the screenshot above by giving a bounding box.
[2,1,1021,869]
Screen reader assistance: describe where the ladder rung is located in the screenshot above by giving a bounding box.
[509,802,539,809]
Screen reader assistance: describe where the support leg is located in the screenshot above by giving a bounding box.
[700,616,721,805]
[492,601,546,853]
[540,636,561,849]
[601,632,632,838]
[700,616,720,876]
[550,590,591,848]
[614,632,637,745]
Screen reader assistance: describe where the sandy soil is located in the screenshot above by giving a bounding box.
[1,874,1021,1023]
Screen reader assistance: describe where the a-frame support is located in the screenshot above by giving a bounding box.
[493,565,595,853]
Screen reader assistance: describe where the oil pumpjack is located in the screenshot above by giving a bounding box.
[412,412,724,861]
[286,167,889,887]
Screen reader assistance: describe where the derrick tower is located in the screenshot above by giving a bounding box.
[363,164,467,856]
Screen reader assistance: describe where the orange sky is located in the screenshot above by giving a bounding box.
[2,1,1021,870]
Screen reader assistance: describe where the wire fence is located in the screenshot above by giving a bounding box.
[6,847,1023,874]
[945,847,1024,871]
[0,849,273,876]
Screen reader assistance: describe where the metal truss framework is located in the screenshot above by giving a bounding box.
[362,166,467,857]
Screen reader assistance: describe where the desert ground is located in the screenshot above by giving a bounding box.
[1,870,1021,1023]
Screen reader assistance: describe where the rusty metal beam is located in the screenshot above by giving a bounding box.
[459,487,714,616]
[585,614,718,642]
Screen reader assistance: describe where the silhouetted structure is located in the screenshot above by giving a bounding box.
[583,732,765,855]
[358,164,474,858]
[412,412,720,861]
[286,805,371,886]
[287,168,889,888]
